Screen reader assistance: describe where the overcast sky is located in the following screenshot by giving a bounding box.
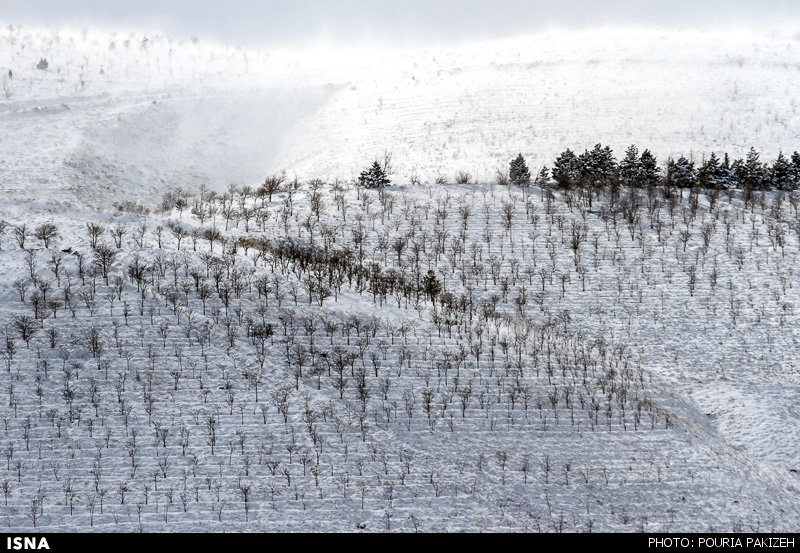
[4,1,800,47]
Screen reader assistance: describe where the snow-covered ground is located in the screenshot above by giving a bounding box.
[2,26,800,208]
[1,25,799,532]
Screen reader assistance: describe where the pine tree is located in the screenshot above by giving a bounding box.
[639,149,660,187]
[771,152,796,190]
[699,153,730,188]
[791,151,800,179]
[667,156,697,189]
[358,161,390,189]
[421,270,442,303]
[619,145,641,186]
[508,154,531,186]
[741,147,768,189]
[552,149,580,187]
[619,145,659,187]
[578,144,617,187]
[716,154,735,189]
[534,165,550,186]
[731,157,745,186]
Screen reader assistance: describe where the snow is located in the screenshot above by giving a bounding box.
[3,26,800,208]
[0,24,799,532]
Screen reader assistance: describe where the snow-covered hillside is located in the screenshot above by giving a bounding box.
[2,26,800,210]
[1,24,800,533]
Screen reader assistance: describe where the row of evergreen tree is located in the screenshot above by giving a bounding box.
[358,146,800,190]
[513,145,800,190]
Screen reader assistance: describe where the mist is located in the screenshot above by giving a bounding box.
[4,0,800,48]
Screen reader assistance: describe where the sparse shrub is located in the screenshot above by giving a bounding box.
[454,170,472,185]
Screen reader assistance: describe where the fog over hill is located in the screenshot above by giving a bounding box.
[1,25,799,210]
[1,17,800,533]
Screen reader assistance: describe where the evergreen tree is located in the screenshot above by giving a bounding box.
[667,156,697,189]
[534,165,550,186]
[698,153,733,189]
[421,270,442,303]
[791,151,800,179]
[730,157,745,185]
[740,147,769,189]
[771,152,796,190]
[619,145,641,186]
[508,154,531,186]
[716,154,736,189]
[640,149,660,186]
[578,144,617,187]
[552,149,581,187]
[358,161,390,189]
[620,145,660,187]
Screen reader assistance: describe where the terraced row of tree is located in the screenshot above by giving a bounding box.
[0,175,798,531]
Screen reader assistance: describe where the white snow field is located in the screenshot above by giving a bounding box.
[0,25,799,532]
[3,26,800,207]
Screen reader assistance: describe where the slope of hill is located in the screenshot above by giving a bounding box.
[2,26,800,209]
[1,24,799,532]
[0,181,799,532]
